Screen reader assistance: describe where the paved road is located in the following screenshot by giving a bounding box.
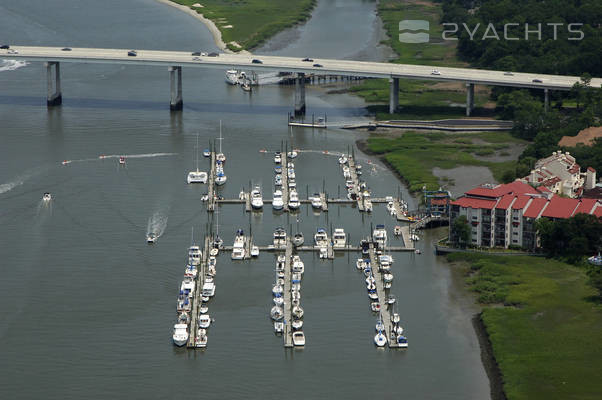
[3,46,601,90]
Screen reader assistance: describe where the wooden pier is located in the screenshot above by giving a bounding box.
[283,239,294,348]
[188,236,210,348]
[368,243,402,348]
[281,153,289,212]
[207,151,216,212]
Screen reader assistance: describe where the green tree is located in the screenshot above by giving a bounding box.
[452,215,471,248]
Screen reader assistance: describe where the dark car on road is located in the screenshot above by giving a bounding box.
[128,50,137,57]
[208,52,219,57]
[252,59,263,64]
[61,47,72,51]
[302,58,314,62]
[313,63,323,68]
[191,51,201,56]
[0,44,9,49]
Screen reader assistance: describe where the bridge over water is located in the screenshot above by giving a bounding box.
[4,46,601,115]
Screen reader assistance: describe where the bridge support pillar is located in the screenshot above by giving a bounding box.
[466,83,474,116]
[544,88,549,112]
[389,77,399,114]
[169,66,183,111]
[294,72,306,116]
[45,62,62,107]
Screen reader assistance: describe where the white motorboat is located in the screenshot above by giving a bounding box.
[188,245,202,266]
[394,226,402,236]
[292,330,306,346]
[356,258,366,270]
[288,179,297,189]
[231,229,245,260]
[147,233,157,244]
[395,335,408,348]
[216,153,226,163]
[250,186,263,209]
[372,224,387,248]
[273,227,287,246]
[319,247,328,259]
[251,246,259,257]
[203,149,210,157]
[370,302,381,312]
[288,169,296,180]
[202,281,216,298]
[292,255,304,274]
[184,264,197,278]
[199,314,211,329]
[368,290,378,300]
[364,199,373,213]
[270,306,283,321]
[293,331,305,346]
[287,150,298,159]
[366,282,376,291]
[272,284,283,296]
[273,295,284,306]
[392,324,404,336]
[119,156,126,165]
[199,303,209,314]
[292,305,304,319]
[365,275,375,285]
[311,193,322,209]
[376,317,385,332]
[272,190,284,210]
[274,174,282,186]
[225,69,241,85]
[314,228,328,247]
[292,319,303,330]
[274,152,282,164]
[180,276,196,297]
[332,228,346,248]
[386,201,395,213]
[363,265,372,278]
[187,134,207,184]
[374,331,387,347]
[42,192,52,201]
[288,190,300,210]
[176,293,192,312]
[415,249,421,254]
[274,321,284,334]
[387,295,396,305]
[292,272,302,283]
[391,313,400,324]
[293,232,304,247]
[215,170,227,186]
[172,323,189,347]
[383,273,394,284]
[195,328,208,348]
[338,155,347,165]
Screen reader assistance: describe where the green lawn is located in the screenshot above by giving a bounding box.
[448,253,602,400]
[172,0,316,51]
[366,131,525,192]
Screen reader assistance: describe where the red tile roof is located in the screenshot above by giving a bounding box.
[593,205,602,218]
[537,186,552,193]
[512,195,532,210]
[568,165,580,174]
[523,197,549,218]
[451,197,497,209]
[573,199,599,216]
[495,194,515,209]
[465,181,539,198]
[541,196,580,219]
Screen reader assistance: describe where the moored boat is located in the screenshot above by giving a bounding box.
[172,323,189,347]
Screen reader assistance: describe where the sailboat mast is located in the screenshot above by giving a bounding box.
[195,133,199,172]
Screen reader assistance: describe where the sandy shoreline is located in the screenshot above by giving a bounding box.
[154,0,250,54]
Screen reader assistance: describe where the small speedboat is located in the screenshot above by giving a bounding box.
[292,305,304,319]
[273,295,284,306]
[274,321,284,334]
[251,246,259,257]
[251,185,263,210]
[392,324,404,336]
[273,190,284,210]
[292,255,304,274]
[293,232,304,247]
[396,335,408,348]
[415,249,421,254]
[367,282,376,291]
[356,258,366,270]
[119,156,126,165]
[332,228,346,248]
[387,295,396,305]
[383,273,394,283]
[374,331,386,347]
[311,194,322,209]
[338,155,347,165]
[292,331,305,346]
[288,190,300,210]
[394,226,402,236]
[287,151,298,159]
[274,152,282,164]
[272,284,283,296]
[147,233,157,244]
[370,302,381,312]
[42,192,52,201]
[172,323,189,347]
[376,318,385,332]
[391,313,400,324]
[199,314,211,329]
[292,319,303,330]
[203,149,210,157]
[199,303,209,314]
[271,306,283,321]
[314,228,328,247]
[195,328,208,348]
[216,153,226,163]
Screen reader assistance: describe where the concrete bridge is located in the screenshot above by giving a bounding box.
[4,46,601,115]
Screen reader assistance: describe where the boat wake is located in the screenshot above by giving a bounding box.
[147,210,169,238]
[0,59,28,72]
[61,152,178,166]
[276,149,388,171]
[0,180,24,195]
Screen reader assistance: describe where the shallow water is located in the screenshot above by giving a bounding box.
[0,1,489,398]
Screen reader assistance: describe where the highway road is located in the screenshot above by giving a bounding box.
[3,46,601,91]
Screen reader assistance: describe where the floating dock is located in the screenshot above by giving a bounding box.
[283,239,294,348]
[188,236,210,348]
[207,151,216,212]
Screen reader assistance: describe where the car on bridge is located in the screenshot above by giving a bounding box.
[208,52,219,57]
[302,58,314,62]
[532,78,543,83]
[128,50,137,57]
[252,59,263,64]
[313,63,323,68]
[431,69,441,75]
[61,47,72,51]
[192,57,202,61]
[504,71,514,76]
[191,51,201,56]
[7,49,18,54]
[0,44,9,49]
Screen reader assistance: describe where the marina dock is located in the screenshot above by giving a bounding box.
[207,151,217,212]
[188,236,210,348]
[283,239,294,348]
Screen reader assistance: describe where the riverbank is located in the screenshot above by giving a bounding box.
[448,253,602,400]
[356,130,526,195]
[166,0,316,52]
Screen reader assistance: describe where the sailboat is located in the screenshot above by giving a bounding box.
[215,121,227,186]
[187,133,208,184]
